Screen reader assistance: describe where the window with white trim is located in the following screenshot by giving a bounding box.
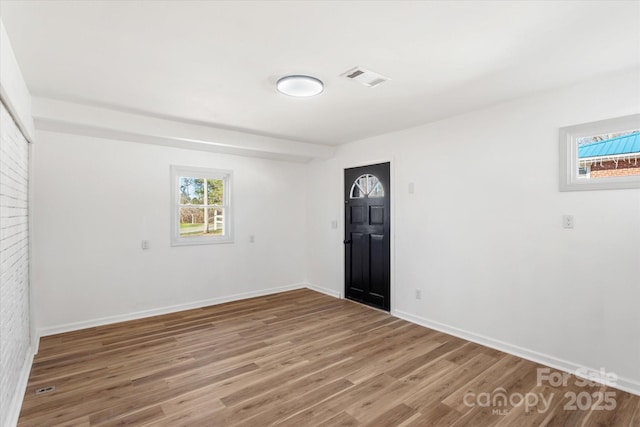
[171,166,233,245]
[559,114,640,191]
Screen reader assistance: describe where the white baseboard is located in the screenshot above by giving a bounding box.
[32,335,40,355]
[37,283,306,337]
[305,283,341,299]
[4,345,33,427]
[393,309,640,397]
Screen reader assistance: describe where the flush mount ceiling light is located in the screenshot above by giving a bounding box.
[276,75,324,97]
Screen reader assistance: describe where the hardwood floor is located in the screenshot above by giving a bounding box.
[18,289,640,426]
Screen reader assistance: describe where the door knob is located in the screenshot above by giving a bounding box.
[343,240,351,244]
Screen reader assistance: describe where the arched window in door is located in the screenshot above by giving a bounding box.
[350,174,385,199]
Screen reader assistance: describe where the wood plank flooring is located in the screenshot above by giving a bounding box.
[18,289,640,426]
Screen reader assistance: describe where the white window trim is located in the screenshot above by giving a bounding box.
[559,114,640,191]
[170,165,233,246]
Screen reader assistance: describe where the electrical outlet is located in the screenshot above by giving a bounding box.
[141,240,149,250]
[415,289,422,300]
[249,235,255,243]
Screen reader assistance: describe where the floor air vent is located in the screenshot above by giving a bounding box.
[35,385,56,395]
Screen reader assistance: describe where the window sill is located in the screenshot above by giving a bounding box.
[170,236,234,247]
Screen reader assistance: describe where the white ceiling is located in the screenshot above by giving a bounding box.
[1,1,639,146]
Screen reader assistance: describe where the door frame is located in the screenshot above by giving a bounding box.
[341,157,396,313]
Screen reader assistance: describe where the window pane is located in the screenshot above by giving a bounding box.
[180,177,207,204]
[207,179,224,205]
[179,177,198,204]
[193,178,206,204]
[350,174,385,198]
[367,175,378,193]
[179,207,224,236]
[350,183,365,198]
[180,207,205,236]
[577,130,640,180]
[369,181,385,198]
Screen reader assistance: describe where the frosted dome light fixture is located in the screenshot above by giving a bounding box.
[276,75,324,97]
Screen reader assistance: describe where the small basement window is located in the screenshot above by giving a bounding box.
[171,165,233,246]
[559,114,640,191]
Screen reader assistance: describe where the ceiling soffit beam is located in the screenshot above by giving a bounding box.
[0,20,35,142]
[32,97,335,163]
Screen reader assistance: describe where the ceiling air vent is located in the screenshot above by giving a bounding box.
[340,67,390,88]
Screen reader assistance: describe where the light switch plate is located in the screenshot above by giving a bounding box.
[562,215,574,229]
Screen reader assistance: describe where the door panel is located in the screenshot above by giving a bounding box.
[350,232,365,291]
[369,206,384,225]
[344,162,390,311]
[351,206,365,224]
[369,234,385,296]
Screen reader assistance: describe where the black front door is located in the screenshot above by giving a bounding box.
[344,162,390,311]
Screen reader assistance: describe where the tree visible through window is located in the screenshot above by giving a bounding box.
[171,166,232,245]
[179,177,224,236]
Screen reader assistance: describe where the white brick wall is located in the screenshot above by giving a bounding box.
[0,101,30,427]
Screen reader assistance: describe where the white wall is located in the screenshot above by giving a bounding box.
[32,130,307,334]
[306,67,640,393]
[0,18,33,427]
[0,102,31,427]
